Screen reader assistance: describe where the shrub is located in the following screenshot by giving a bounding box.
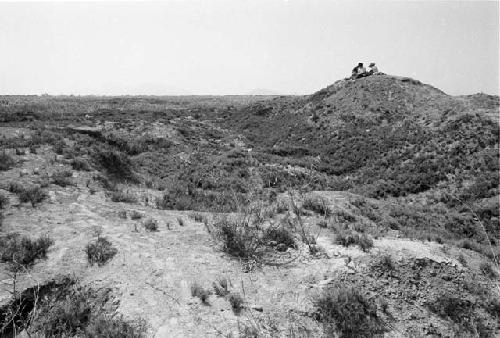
[0,192,9,209]
[334,229,359,248]
[190,282,211,304]
[313,286,386,337]
[428,293,492,336]
[335,210,356,223]
[378,255,395,270]
[143,218,158,232]
[130,210,143,220]
[264,226,296,249]
[228,293,244,314]
[479,262,497,278]
[189,212,204,223]
[117,210,127,219]
[318,220,328,228]
[0,152,15,171]
[302,196,332,217]
[71,157,92,171]
[212,278,229,297]
[0,233,54,269]
[8,181,25,194]
[358,234,374,252]
[177,217,185,226]
[18,185,47,207]
[51,170,74,187]
[212,216,262,260]
[29,282,146,338]
[85,237,117,266]
[110,190,137,203]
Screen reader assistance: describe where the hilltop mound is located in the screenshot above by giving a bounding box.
[223,74,499,243]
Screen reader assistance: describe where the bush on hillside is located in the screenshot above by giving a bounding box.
[18,185,47,207]
[313,286,386,337]
[0,152,16,171]
[0,233,54,270]
[85,237,117,266]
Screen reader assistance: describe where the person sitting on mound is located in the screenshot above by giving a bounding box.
[351,62,367,79]
[368,62,379,75]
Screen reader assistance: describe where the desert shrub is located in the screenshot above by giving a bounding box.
[177,217,185,226]
[71,157,92,171]
[335,210,356,223]
[0,233,54,269]
[130,210,143,220]
[358,234,374,252]
[0,192,9,209]
[264,226,296,249]
[51,170,74,187]
[85,237,117,266]
[117,210,127,219]
[479,262,497,278]
[190,282,211,304]
[276,199,289,213]
[8,181,25,194]
[28,282,146,338]
[458,254,467,266]
[334,229,359,248]
[428,293,493,337]
[18,185,47,207]
[318,220,328,228]
[110,190,137,203]
[212,278,229,297]
[313,286,386,338]
[228,293,244,314]
[212,216,262,260]
[92,147,136,182]
[143,218,158,232]
[377,255,395,270]
[0,152,16,171]
[189,212,204,223]
[334,229,373,252]
[302,196,332,217]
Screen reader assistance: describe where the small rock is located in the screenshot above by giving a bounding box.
[20,169,29,176]
[33,167,40,175]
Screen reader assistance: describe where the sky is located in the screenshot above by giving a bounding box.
[0,1,498,96]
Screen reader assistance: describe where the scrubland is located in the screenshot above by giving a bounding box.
[0,75,498,337]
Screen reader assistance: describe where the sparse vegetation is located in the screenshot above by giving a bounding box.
[0,233,54,270]
[143,218,159,232]
[51,169,74,187]
[0,152,15,171]
[302,196,332,217]
[71,157,92,171]
[190,282,211,304]
[212,277,229,297]
[479,261,497,278]
[18,185,47,207]
[313,286,386,338]
[85,237,117,266]
[130,210,143,220]
[110,189,137,203]
[228,293,244,314]
[0,192,8,209]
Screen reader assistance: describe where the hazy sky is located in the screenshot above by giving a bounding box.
[0,1,498,95]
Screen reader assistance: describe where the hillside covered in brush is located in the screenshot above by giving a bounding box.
[222,75,499,249]
[0,74,499,337]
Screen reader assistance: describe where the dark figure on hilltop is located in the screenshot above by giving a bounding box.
[368,62,379,75]
[351,63,367,79]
